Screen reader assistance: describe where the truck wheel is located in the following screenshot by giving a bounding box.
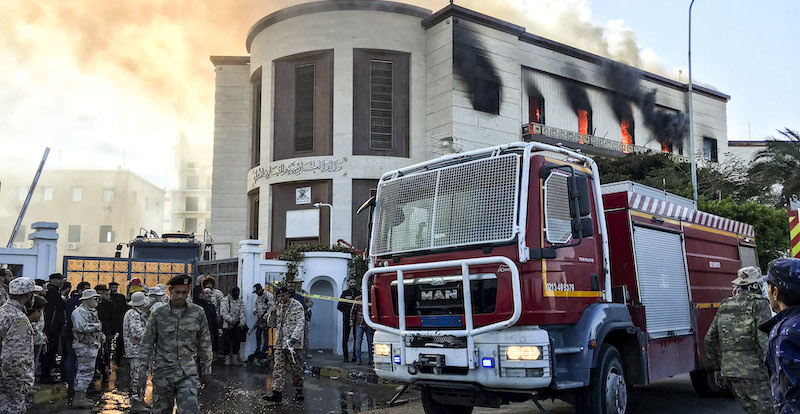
[420,386,474,414]
[576,344,628,414]
[690,369,730,397]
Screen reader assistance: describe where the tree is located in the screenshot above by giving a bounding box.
[749,128,800,205]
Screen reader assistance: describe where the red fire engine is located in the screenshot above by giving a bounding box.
[361,142,758,413]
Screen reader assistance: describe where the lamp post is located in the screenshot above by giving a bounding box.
[688,0,698,202]
[313,202,333,247]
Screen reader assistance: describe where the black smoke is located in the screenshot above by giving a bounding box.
[564,67,591,115]
[603,61,688,146]
[453,26,501,114]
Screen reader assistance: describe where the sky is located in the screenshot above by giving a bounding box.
[1,0,797,190]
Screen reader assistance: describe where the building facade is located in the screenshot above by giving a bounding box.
[728,140,767,164]
[210,0,732,257]
[0,169,165,272]
[165,135,213,248]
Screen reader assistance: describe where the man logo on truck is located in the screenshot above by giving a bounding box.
[420,289,458,301]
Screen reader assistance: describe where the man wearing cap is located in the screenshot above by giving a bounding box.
[0,277,40,413]
[123,292,149,413]
[61,280,89,398]
[760,258,800,413]
[128,278,144,297]
[138,274,212,414]
[71,288,106,408]
[338,278,359,362]
[0,268,14,307]
[148,285,168,315]
[287,279,313,358]
[705,266,773,413]
[109,281,128,363]
[253,283,274,355]
[41,273,66,383]
[264,286,306,404]
[220,286,245,366]
[95,284,116,381]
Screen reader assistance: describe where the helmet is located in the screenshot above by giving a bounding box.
[765,258,800,291]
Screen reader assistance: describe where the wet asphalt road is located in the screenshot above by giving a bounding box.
[30,361,744,414]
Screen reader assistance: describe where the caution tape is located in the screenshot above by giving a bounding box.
[265,282,366,305]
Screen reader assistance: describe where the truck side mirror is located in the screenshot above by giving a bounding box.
[568,176,591,218]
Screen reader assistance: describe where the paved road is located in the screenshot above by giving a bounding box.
[367,374,745,414]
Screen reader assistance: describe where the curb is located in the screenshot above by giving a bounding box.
[33,383,68,405]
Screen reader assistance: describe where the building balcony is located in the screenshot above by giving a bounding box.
[521,123,690,164]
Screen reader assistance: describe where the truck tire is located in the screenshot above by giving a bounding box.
[576,344,628,414]
[420,386,474,414]
[690,369,730,397]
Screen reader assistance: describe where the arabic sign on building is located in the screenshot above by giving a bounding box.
[248,158,346,191]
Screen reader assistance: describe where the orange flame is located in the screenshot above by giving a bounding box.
[578,109,589,135]
[621,119,633,153]
[661,142,670,153]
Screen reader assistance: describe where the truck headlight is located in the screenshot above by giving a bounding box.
[374,343,391,357]
[505,346,542,361]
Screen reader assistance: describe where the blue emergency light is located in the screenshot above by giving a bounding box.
[393,356,402,364]
[481,358,494,368]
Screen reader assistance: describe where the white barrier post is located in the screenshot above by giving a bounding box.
[238,240,264,359]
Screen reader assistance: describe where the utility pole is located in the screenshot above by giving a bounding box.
[688,0,699,202]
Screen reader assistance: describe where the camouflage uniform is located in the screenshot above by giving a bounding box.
[0,300,35,414]
[72,303,105,393]
[123,307,147,403]
[0,283,8,308]
[267,297,305,393]
[139,302,212,414]
[210,289,224,317]
[705,291,773,414]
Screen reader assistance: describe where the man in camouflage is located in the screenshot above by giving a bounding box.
[123,292,149,413]
[264,286,306,404]
[0,277,41,414]
[71,289,105,409]
[0,268,13,307]
[705,266,773,414]
[138,274,212,414]
[288,279,313,358]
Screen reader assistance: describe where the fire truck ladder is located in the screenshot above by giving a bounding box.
[362,256,521,369]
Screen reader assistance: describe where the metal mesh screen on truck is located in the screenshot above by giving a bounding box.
[373,154,519,255]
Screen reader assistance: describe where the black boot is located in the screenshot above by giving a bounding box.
[263,391,282,403]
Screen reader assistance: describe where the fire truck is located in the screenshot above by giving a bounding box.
[361,142,758,413]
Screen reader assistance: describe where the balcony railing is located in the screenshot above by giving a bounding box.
[521,123,690,164]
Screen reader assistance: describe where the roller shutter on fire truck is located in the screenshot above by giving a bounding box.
[632,226,693,339]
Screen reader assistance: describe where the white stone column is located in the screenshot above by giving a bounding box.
[238,239,264,358]
[30,222,58,280]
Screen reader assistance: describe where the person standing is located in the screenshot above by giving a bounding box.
[263,286,306,404]
[0,268,14,307]
[197,288,219,355]
[338,278,359,362]
[0,277,40,414]
[41,273,65,383]
[287,279,313,358]
[61,281,89,398]
[108,281,128,363]
[138,275,212,414]
[252,284,274,355]
[95,284,115,381]
[27,295,47,408]
[351,295,373,365]
[220,287,245,366]
[123,292,149,413]
[705,266,773,413]
[71,289,105,409]
[147,285,168,315]
[760,258,800,413]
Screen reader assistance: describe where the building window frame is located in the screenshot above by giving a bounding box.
[186,176,199,190]
[248,189,260,240]
[43,187,54,201]
[252,67,263,168]
[71,187,83,202]
[294,63,316,153]
[703,137,718,162]
[99,225,114,243]
[68,225,81,243]
[369,59,394,151]
[185,196,198,212]
[102,189,115,203]
[529,97,545,125]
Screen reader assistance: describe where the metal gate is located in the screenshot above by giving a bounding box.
[64,256,195,293]
[196,259,238,294]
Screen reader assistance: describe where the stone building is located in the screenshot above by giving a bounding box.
[210,0,731,258]
[164,135,214,250]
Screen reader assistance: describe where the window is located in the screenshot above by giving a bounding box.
[71,187,83,202]
[703,137,718,162]
[18,189,27,201]
[103,189,114,203]
[185,197,198,212]
[184,218,198,233]
[370,60,394,150]
[543,171,573,244]
[186,176,199,189]
[529,97,544,124]
[473,77,500,114]
[43,187,54,201]
[99,226,114,243]
[273,50,333,161]
[621,119,634,153]
[14,225,25,243]
[252,70,262,168]
[249,189,260,240]
[353,49,410,157]
[578,109,592,135]
[68,225,81,243]
[206,197,212,211]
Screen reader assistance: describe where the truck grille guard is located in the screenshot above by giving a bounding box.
[362,256,522,369]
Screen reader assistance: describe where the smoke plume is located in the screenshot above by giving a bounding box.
[453,25,502,114]
[563,67,592,114]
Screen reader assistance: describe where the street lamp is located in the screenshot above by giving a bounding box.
[313,202,333,247]
[688,0,698,202]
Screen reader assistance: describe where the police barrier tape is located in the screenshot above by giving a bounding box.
[265,282,366,305]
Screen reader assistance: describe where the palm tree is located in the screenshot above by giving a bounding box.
[749,128,800,205]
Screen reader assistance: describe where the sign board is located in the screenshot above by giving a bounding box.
[296,187,311,205]
[286,209,320,238]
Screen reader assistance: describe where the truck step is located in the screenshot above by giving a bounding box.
[554,381,584,390]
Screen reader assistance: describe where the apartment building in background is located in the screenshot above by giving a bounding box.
[164,135,213,245]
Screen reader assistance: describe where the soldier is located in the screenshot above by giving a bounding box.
[0,277,40,413]
[197,288,219,355]
[108,281,128,363]
[760,258,800,413]
[220,286,245,366]
[95,284,115,381]
[148,285,168,315]
[338,278,359,362]
[138,274,212,414]
[123,292,149,413]
[252,283,274,354]
[41,273,65,383]
[71,289,105,409]
[705,266,773,413]
[0,268,13,307]
[264,286,306,404]
[287,279,313,358]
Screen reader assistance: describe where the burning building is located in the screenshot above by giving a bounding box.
[211,0,730,260]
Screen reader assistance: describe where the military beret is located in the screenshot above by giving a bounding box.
[108,281,120,287]
[167,274,193,287]
[765,258,800,291]
[48,273,65,280]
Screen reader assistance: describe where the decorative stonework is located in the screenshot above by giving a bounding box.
[248,158,346,190]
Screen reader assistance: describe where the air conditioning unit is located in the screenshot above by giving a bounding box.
[67,242,80,251]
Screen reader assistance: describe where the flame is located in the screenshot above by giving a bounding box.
[578,109,589,135]
[661,142,670,153]
[529,98,542,124]
[621,119,633,153]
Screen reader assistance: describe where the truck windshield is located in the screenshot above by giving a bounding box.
[373,154,520,256]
